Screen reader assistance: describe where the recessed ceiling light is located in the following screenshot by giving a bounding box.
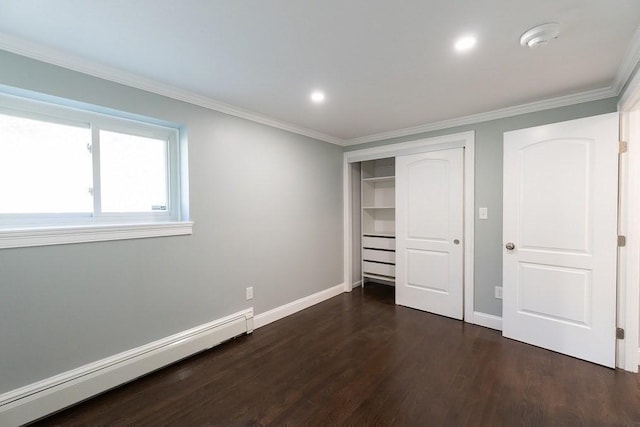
[310,91,325,103]
[454,35,477,52]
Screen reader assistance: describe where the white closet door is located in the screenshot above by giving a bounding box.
[395,148,464,319]
[502,113,618,367]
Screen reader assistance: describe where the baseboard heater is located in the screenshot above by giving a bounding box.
[0,309,253,427]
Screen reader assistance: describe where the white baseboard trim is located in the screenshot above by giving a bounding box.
[352,280,362,289]
[472,311,503,331]
[0,309,253,427]
[254,283,344,329]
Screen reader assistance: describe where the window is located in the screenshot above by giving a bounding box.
[0,113,93,214]
[0,91,191,248]
[99,130,169,213]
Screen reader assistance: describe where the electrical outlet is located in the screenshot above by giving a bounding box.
[495,286,503,299]
[246,286,253,300]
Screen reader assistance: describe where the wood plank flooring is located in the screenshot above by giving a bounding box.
[33,283,640,426]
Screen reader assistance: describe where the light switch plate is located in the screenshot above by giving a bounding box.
[495,286,503,299]
[479,207,488,220]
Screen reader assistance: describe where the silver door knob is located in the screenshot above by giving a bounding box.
[453,239,460,245]
[505,242,515,250]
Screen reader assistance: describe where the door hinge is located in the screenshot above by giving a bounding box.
[618,235,627,247]
[617,327,625,340]
[619,141,628,154]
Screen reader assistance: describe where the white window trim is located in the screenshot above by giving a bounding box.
[0,221,194,249]
[0,89,193,249]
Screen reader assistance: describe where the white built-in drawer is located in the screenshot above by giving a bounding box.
[363,261,395,277]
[362,236,395,250]
[363,249,395,264]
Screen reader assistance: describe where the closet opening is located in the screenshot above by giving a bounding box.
[360,157,396,288]
[343,131,475,322]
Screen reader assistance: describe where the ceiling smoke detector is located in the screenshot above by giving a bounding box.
[520,23,560,48]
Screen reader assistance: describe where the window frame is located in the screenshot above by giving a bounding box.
[0,90,192,248]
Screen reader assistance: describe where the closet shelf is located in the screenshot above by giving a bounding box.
[363,232,395,238]
[362,176,395,183]
[363,273,396,282]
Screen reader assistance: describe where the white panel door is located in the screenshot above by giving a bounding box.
[503,113,618,367]
[396,148,464,319]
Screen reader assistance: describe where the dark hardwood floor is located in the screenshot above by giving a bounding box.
[33,283,640,426]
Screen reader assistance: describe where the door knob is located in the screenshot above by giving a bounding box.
[505,242,515,250]
[453,239,460,245]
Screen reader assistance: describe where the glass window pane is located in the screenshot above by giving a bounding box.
[100,130,168,213]
[0,113,92,214]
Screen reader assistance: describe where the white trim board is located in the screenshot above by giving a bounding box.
[346,25,640,146]
[617,76,640,372]
[342,87,616,146]
[0,309,253,427]
[0,31,637,147]
[254,284,344,329]
[614,26,640,94]
[0,221,194,249]
[342,131,476,324]
[472,312,503,331]
[0,32,341,146]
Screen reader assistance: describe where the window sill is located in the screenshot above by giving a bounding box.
[0,221,194,249]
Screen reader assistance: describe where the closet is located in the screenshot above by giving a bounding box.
[355,149,465,320]
[349,133,472,320]
[360,157,396,286]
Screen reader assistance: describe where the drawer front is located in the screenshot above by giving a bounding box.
[363,261,395,277]
[363,249,395,264]
[362,236,395,250]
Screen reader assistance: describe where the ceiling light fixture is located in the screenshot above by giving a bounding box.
[520,23,560,48]
[310,91,325,103]
[454,35,477,52]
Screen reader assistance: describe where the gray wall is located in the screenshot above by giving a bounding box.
[0,51,343,394]
[344,97,619,316]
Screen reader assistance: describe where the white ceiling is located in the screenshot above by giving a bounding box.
[0,1,639,145]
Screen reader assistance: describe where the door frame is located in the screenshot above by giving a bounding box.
[617,73,640,372]
[342,131,476,322]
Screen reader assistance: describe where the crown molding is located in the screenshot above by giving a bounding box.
[1,31,636,149]
[613,26,640,95]
[0,32,344,146]
[347,24,640,146]
[619,57,640,110]
[342,86,618,146]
